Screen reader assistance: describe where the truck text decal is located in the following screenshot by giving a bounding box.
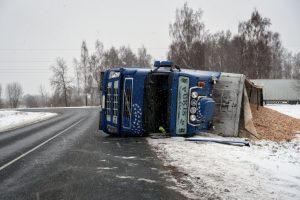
[176,76,189,135]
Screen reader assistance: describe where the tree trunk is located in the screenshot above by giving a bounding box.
[64,88,68,107]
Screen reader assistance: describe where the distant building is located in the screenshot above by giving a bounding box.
[251,79,300,104]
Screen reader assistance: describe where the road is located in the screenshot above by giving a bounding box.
[0,108,186,200]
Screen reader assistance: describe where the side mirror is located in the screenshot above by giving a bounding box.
[211,76,218,85]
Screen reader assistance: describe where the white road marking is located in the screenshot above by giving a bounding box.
[0,118,85,172]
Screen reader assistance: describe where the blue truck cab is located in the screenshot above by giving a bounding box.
[99,61,221,136]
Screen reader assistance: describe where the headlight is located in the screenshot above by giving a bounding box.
[190,99,197,106]
[191,91,198,99]
[190,107,197,114]
[190,115,196,121]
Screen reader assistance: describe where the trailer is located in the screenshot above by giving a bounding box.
[251,79,300,104]
[99,61,261,137]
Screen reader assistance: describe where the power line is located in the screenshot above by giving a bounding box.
[0,68,52,70]
[0,47,169,51]
[0,61,58,63]
[1,71,49,74]
[0,49,79,51]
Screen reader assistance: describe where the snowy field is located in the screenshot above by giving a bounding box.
[266,104,300,119]
[0,110,57,132]
[148,104,300,199]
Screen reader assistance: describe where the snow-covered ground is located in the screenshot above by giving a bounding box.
[0,110,57,132]
[266,104,300,119]
[18,106,100,110]
[148,105,300,199]
[148,136,300,199]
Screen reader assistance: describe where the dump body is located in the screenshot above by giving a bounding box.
[100,61,221,136]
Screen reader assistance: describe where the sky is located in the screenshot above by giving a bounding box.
[0,0,299,95]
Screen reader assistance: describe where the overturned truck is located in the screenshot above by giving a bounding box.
[99,61,261,138]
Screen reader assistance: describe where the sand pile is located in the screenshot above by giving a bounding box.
[251,104,300,141]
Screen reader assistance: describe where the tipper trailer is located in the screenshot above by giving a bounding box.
[99,61,262,138]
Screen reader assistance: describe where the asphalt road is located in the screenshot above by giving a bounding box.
[0,108,186,200]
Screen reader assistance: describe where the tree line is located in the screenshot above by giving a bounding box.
[49,42,152,107]
[0,43,152,108]
[0,82,23,108]
[168,3,300,80]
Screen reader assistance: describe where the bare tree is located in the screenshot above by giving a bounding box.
[137,46,152,68]
[269,32,284,78]
[81,41,89,106]
[94,40,105,91]
[88,54,98,105]
[282,49,293,79]
[95,40,104,64]
[292,52,300,78]
[119,46,137,67]
[6,82,23,108]
[24,94,39,108]
[168,2,205,68]
[38,84,48,107]
[293,52,300,97]
[73,58,81,97]
[50,58,71,107]
[103,47,122,67]
[166,4,292,79]
[238,9,274,78]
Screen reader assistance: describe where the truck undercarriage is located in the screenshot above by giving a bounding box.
[144,72,171,134]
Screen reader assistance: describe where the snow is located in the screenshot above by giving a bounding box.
[0,110,57,132]
[148,136,300,199]
[266,104,300,119]
[114,156,137,160]
[148,105,300,199]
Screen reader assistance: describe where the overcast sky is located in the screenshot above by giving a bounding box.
[0,0,299,95]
